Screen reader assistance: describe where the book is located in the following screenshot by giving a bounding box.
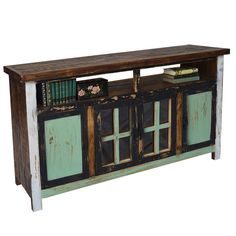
[36,78,77,107]
[164,67,198,76]
[164,72,199,80]
[46,82,52,106]
[72,79,76,101]
[50,82,56,105]
[163,76,200,84]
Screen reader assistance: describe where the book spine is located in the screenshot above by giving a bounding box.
[175,68,198,76]
[54,82,58,105]
[164,72,199,80]
[65,80,68,103]
[41,82,47,107]
[69,79,72,102]
[61,81,65,104]
[64,81,67,104]
[50,82,56,106]
[163,76,200,84]
[46,82,52,106]
[59,81,62,104]
[72,79,76,101]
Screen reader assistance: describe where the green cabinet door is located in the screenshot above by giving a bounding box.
[186,91,213,146]
[39,111,88,189]
[45,115,83,180]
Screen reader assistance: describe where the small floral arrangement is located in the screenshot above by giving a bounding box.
[77,78,108,100]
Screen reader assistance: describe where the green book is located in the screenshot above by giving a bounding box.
[54,82,58,105]
[50,82,56,106]
[59,80,62,104]
[65,80,68,103]
[163,76,200,84]
[72,79,76,101]
[69,79,72,102]
[46,82,52,106]
[61,81,65,104]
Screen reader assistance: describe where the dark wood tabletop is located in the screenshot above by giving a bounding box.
[4,45,230,82]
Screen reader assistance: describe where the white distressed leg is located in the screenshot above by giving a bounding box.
[25,82,42,211]
[213,56,224,160]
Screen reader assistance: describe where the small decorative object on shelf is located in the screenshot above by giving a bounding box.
[163,67,200,83]
[77,78,108,100]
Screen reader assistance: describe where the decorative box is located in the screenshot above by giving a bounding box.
[77,78,108,100]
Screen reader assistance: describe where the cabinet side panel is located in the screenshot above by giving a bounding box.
[9,78,21,185]
[9,78,32,195]
[44,115,83,180]
[186,91,212,145]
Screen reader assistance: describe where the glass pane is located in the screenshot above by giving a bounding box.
[119,106,130,133]
[160,128,169,150]
[100,109,113,136]
[101,141,114,166]
[119,137,131,162]
[143,102,154,127]
[160,99,169,124]
[143,132,154,155]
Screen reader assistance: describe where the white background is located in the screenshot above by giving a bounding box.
[0,1,235,235]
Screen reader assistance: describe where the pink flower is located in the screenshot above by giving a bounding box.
[91,85,100,94]
[87,85,93,90]
[78,89,86,97]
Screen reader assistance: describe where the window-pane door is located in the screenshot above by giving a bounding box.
[95,100,137,174]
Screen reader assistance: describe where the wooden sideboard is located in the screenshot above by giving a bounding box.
[4,45,230,211]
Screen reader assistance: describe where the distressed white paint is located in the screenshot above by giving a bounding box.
[25,82,42,211]
[214,56,224,160]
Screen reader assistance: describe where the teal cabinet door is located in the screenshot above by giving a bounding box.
[45,115,83,180]
[186,91,212,145]
[39,110,88,188]
[183,83,216,151]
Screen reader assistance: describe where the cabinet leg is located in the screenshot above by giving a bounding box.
[25,82,42,211]
[213,56,224,160]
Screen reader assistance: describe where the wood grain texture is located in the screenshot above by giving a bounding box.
[212,56,224,160]
[9,78,21,185]
[87,106,95,176]
[9,78,31,194]
[4,45,230,82]
[176,92,183,155]
[181,57,217,80]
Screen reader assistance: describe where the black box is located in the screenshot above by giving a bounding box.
[77,78,108,100]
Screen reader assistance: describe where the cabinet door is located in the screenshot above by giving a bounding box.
[140,92,176,162]
[94,98,138,174]
[183,83,216,151]
[39,109,88,189]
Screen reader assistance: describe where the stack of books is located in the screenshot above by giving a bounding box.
[163,67,200,84]
[37,78,77,107]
